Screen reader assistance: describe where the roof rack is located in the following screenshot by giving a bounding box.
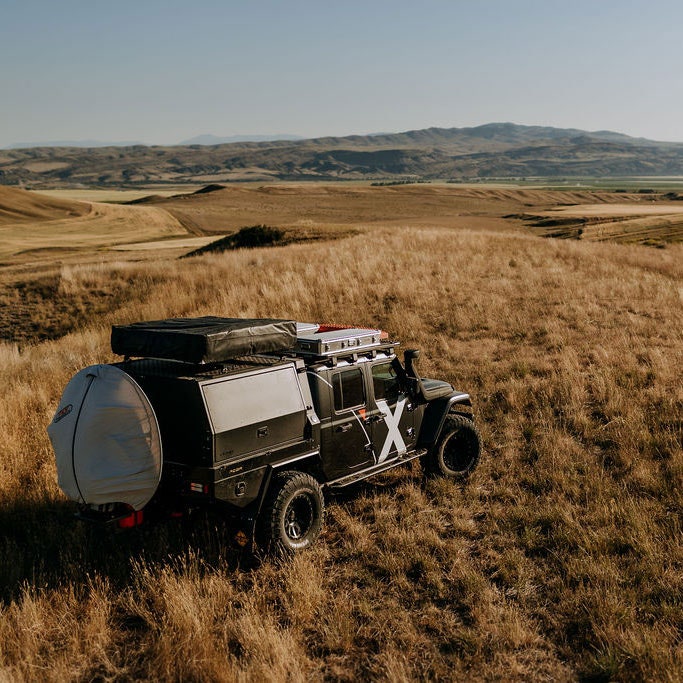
[119,354,295,381]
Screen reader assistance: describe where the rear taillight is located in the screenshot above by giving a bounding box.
[117,510,144,529]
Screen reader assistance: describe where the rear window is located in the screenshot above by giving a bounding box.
[202,366,305,432]
[332,368,365,412]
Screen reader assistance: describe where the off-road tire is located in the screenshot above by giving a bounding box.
[423,415,481,480]
[258,471,324,554]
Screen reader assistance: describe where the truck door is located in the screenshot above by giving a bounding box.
[325,366,374,478]
[368,360,415,464]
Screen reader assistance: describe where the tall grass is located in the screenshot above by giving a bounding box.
[0,227,681,681]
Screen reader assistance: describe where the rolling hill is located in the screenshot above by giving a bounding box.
[0,185,191,268]
[2,123,683,187]
[4,183,682,275]
[0,185,88,224]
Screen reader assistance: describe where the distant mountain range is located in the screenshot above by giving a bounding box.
[2,123,683,187]
[178,134,304,146]
[3,134,304,150]
[3,139,145,149]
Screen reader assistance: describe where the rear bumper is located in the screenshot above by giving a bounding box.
[75,504,144,530]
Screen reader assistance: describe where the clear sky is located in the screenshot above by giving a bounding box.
[2,0,683,146]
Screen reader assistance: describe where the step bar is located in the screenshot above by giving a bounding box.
[327,448,427,489]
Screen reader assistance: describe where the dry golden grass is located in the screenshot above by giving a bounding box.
[0,221,681,681]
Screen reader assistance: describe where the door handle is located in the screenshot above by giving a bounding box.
[364,415,385,424]
[336,422,352,433]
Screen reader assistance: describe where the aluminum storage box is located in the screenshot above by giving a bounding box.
[295,328,383,356]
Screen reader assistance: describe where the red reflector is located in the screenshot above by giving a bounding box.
[118,510,144,529]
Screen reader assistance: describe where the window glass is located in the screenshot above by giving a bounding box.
[332,373,343,409]
[332,368,365,411]
[203,367,304,432]
[372,362,399,402]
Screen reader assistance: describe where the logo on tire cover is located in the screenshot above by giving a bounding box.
[53,404,73,424]
[376,398,407,463]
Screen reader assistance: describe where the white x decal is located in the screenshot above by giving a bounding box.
[376,397,407,463]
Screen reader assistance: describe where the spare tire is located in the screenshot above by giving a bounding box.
[47,364,162,511]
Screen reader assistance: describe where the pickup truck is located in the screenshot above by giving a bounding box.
[48,317,481,553]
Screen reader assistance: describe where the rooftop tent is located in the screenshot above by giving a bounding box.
[111,316,297,363]
[47,364,162,511]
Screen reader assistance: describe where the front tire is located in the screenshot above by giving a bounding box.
[258,471,324,554]
[423,415,481,480]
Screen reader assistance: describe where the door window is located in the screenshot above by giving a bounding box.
[332,368,365,412]
[371,362,400,403]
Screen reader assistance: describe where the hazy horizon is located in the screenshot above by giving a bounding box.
[3,121,679,152]
[2,0,683,148]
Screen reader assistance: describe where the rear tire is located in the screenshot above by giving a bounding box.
[423,415,481,480]
[257,471,324,554]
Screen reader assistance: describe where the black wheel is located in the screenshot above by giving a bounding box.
[258,471,324,554]
[424,415,481,480]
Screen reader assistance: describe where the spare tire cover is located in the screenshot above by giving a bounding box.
[47,364,162,511]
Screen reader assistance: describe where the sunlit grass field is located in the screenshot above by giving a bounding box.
[0,214,681,679]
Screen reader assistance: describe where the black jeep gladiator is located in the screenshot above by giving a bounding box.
[48,317,481,553]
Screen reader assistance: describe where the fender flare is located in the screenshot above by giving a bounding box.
[416,392,472,453]
[245,450,323,538]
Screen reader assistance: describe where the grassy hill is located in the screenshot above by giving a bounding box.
[3,123,683,187]
[0,186,190,269]
[146,184,683,248]
[0,185,88,223]
[3,184,683,280]
[0,196,681,679]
